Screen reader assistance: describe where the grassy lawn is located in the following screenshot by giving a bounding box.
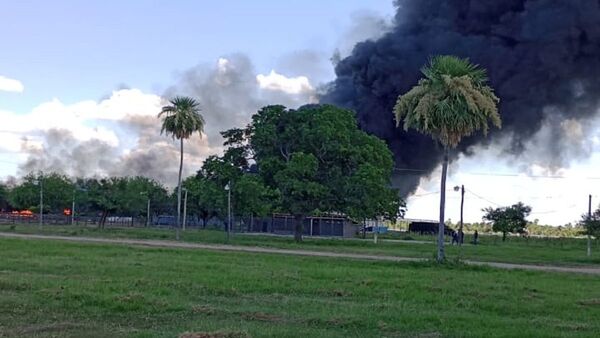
[1,238,600,337]
[1,224,599,267]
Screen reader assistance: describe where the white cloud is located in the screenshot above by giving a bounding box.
[256,70,314,95]
[0,89,162,150]
[0,89,215,183]
[0,75,24,93]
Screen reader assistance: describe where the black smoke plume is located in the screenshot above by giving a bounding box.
[322,0,600,195]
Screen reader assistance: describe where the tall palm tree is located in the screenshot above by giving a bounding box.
[159,96,205,240]
[394,55,501,262]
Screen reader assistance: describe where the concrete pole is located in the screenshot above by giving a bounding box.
[588,194,592,257]
[39,175,43,228]
[459,185,464,245]
[71,191,75,226]
[182,189,188,231]
[227,182,231,241]
[146,198,151,227]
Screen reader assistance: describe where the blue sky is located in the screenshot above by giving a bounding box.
[1,0,393,113]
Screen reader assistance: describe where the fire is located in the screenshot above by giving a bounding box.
[10,210,34,217]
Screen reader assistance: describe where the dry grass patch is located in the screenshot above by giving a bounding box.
[240,311,285,323]
[578,298,600,306]
[179,331,251,338]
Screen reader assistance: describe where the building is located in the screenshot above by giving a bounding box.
[244,214,358,238]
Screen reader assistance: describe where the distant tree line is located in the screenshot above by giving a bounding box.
[443,202,597,239]
[1,173,171,227]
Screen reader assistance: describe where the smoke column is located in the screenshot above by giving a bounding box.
[322,0,600,195]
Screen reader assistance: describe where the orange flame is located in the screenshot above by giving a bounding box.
[10,210,33,217]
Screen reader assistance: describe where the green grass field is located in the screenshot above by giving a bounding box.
[1,237,600,337]
[1,224,599,266]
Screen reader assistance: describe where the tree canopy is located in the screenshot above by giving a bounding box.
[5,173,169,226]
[183,130,277,229]
[9,172,73,213]
[81,176,168,227]
[0,182,10,211]
[394,55,501,148]
[483,202,532,241]
[580,208,600,239]
[159,96,205,140]
[246,104,403,241]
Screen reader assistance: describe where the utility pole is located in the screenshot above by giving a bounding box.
[39,174,43,228]
[139,191,150,227]
[182,188,188,231]
[146,197,151,227]
[459,185,464,245]
[71,190,75,226]
[225,181,231,241]
[588,194,592,257]
[453,185,465,245]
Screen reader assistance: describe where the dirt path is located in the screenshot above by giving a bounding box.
[1,232,599,275]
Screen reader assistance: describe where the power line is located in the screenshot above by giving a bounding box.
[411,191,439,197]
[464,188,503,207]
[393,167,600,180]
[410,188,591,215]
[393,168,428,173]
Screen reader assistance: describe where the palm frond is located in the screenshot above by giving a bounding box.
[394,55,500,148]
[158,96,205,140]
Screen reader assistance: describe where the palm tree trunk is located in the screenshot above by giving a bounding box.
[438,148,449,262]
[176,138,183,241]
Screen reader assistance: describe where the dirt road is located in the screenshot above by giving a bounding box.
[1,232,599,275]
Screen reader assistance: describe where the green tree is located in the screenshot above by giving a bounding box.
[580,207,600,256]
[119,176,169,220]
[200,155,242,187]
[85,177,123,228]
[394,55,501,261]
[483,202,532,241]
[184,127,277,231]
[0,182,10,211]
[345,164,405,226]
[249,104,401,242]
[159,96,205,239]
[83,176,169,228]
[9,172,73,213]
[182,174,226,228]
[196,154,242,229]
[273,152,328,241]
[232,174,279,230]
